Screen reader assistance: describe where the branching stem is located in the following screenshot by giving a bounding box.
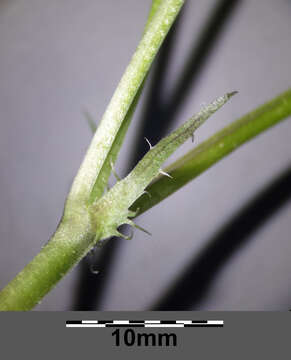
[0,0,184,311]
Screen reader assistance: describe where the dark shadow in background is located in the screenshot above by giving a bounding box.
[148,0,242,141]
[151,165,291,310]
[72,0,241,310]
[71,8,184,311]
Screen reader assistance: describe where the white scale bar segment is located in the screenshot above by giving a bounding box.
[144,320,161,324]
[67,324,106,328]
[113,320,129,324]
[82,320,98,324]
[176,321,192,324]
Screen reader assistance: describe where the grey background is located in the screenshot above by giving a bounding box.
[0,312,290,358]
[0,0,290,310]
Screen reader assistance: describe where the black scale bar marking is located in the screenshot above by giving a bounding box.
[66,320,223,328]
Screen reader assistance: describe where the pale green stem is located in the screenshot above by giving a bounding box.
[0,0,184,311]
[88,0,166,203]
[0,207,94,311]
[132,88,291,214]
[67,0,184,206]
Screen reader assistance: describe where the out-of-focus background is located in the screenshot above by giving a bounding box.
[0,0,291,311]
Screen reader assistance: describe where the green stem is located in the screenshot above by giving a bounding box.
[132,88,291,214]
[67,0,184,205]
[89,0,166,203]
[0,206,95,310]
[0,0,184,311]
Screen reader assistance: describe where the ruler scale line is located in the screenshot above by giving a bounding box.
[66,320,224,328]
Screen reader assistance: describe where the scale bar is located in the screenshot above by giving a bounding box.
[66,320,224,328]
